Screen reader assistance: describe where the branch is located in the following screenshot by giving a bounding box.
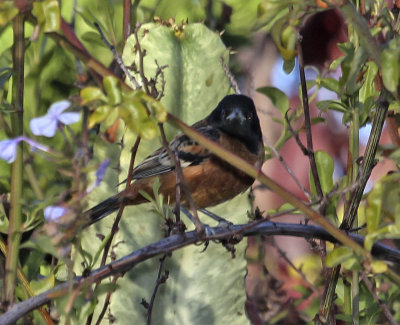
[1,220,400,325]
[297,39,323,199]
[319,89,390,322]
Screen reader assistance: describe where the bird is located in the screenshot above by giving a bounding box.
[85,94,264,226]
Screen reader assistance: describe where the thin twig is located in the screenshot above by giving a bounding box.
[263,134,312,200]
[269,237,317,293]
[296,38,323,199]
[94,275,121,325]
[158,124,203,234]
[285,109,308,155]
[220,56,240,94]
[134,23,150,94]
[361,273,398,325]
[146,255,169,325]
[154,60,167,100]
[94,22,140,89]
[86,137,141,325]
[122,0,131,41]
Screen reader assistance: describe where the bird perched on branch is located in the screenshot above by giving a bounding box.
[85,94,264,226]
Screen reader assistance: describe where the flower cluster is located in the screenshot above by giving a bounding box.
[0,100,80,163]
[0,100,109,223]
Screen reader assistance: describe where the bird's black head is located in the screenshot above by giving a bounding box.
[207,94,263,154]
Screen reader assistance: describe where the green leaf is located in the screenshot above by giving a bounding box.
[365,181,382,233]
[257,0,289,22]
[317,77,340,94]
[370,260,388,274]
[88,105,112,128]
[309,151,334,196]
[30,273,55,295]
[359,61,378,104]
[254,0,289,31]
[0,67,12,89]
[257,86,289,115]
[80,86,107,104]
[316,100,348,113]
[283,58,295,74]
[139,119,158,140]
[0,2,18,26]
[103,75,122,105]
[270,18,297,61]
[80,31,109,48]
[325,246,353,267]
[381,48,400,93]
[32,0,60,33]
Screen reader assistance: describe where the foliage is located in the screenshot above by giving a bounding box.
[0,0,400,324]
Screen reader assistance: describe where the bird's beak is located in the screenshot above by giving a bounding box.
[226,107,245,123]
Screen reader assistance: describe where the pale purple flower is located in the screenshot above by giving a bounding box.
[30,100,80,137]
[44,206,69,222]
[0,136,50,163]
[95,158,110,186]
[87,158,110,193]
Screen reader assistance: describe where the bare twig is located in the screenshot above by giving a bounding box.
[361,273,398,325]
[269,237,317,293]
[296,38,323,199]
[263,134,312,200]
[220,56,240,94]
[158,124,203,234]
[94,22,140,89]
[86,137,141,325]
[146,255,169,325]
[134,23,150,94]
[154,60,167,100]
[285,110,308,156]
[94,275,121,325]
[122,0,131,41]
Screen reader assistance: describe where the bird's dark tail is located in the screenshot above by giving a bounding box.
[84,195,123,226]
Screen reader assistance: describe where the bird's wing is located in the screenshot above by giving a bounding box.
[131,126,220,180]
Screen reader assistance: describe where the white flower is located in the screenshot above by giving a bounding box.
[30,100,80,137]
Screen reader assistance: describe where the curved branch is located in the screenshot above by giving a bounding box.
[1,220,399,325]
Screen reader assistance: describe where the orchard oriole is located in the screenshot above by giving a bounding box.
[86,94,264,225]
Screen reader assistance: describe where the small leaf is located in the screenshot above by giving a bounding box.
[309,150,334,196]
[32,0,60,32]
[381,48,399,93]
[317,77,340,94]
[370,260,388,274]
[30,273,55,295]
[257,86,289,115]
[151,101,167,123]
[283,58,295,74]
[0,2,18,26]
[119,99,147,134]
[316,100,348,113]
[88,105,112,128]
[365,181,382,233]
[325,246,353,267]
[80,87,107,104]
[103,76,122,105]
[359,61,378,104]
[139,119,158,140]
